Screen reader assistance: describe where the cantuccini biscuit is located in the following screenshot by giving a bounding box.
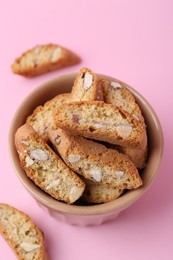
[27,93,72,142]
[15,124,85,204]
[101,79,145,123]
[0,203,49,260]
[101,79,148,168]
[48,129,143,189]
[53,101,147,149]
[11,44,80,77]
[71,67,103,101]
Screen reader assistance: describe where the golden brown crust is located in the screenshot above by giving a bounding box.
[15,124,85,204]
[0,203,49,260]
[11,44,80,77]
[53,101,147,149]
[71,67,103,101]
[27,93,72,142]
[49,129,143,190]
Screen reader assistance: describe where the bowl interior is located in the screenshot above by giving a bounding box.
[8,73,163,215]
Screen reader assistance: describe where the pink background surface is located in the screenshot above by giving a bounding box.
[0,0,173,259]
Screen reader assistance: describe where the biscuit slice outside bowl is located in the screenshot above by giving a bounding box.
[11,43,80,77]
[0,203,49,260]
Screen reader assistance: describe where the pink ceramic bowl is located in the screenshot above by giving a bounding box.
[8,73,163,226]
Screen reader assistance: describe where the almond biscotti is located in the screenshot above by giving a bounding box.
[101,79,145,123]
[101,79,148,167]
[53,101,147,149]
[15,124,85,204]
[48,129,142,189]
[81,178,124,204]
[11,44,80,77]
[71,67,103,101]
[0,203,49,260]
[27,93,72,142]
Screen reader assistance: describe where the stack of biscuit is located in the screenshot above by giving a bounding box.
[15,67,148,204]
